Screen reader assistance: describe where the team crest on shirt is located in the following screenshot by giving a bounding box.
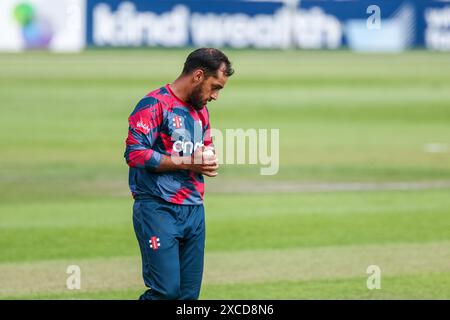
[149,236,161,250]
[172,115,183,129]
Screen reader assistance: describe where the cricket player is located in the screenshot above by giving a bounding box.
[124,48,233,300]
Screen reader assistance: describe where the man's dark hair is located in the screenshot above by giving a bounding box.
[182,48,234,78]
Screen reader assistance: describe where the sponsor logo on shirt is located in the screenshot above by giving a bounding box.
[173,116,183,129]
[136,120,150,132]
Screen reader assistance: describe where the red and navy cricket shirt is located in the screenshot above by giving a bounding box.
[124,84,213,205]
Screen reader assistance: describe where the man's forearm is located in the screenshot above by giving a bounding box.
[154,154,219,177]
[154,154,190,172]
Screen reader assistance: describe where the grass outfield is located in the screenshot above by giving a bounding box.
[0,50,449,299]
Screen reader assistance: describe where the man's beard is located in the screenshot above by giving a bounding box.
[187,84,205,110]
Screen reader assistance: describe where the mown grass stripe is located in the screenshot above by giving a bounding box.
[1,241,448,298]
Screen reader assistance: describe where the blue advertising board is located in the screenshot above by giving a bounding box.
[84,0,450,51]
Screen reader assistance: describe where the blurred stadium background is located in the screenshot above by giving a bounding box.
[0,0,449,299]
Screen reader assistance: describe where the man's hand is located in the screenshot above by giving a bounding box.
[156,146,219,177]
[186,146,219,177]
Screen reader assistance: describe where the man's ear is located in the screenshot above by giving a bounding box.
[192,69,204,84]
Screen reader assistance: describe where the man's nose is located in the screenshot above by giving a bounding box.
[211,92,218,101]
